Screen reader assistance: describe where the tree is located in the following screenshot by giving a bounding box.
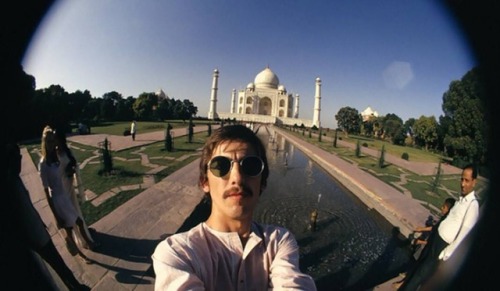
[207,123,212,136]
[133,92,158,121]
[403,118,416,146]
[381,113,403,141]
[442,67,488,165]
[318,127,322,142]
[100,138,113,175]
[7,64,37,141]
[101,91,123,121]
[183,99,198,119]
[413,115,439,150]
[335,106,362,136]
[33,85,72,131]
[165,123,173,152]
[68,90,92,123]
[430,161,442,193]
[355,140,361,158]
[362,116,375,137]
[115,96,135,121]
[188,118,194,143]
[333,129,338,147]
[379,144,386,168]
[81,98,101,122]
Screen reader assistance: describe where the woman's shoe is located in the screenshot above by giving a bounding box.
[65,237,78,256]
[88,241,101,251]
[78,254,93,264]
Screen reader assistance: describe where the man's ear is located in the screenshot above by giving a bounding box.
[202,178,210,193]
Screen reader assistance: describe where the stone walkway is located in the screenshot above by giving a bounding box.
[19,124,467,290]
[28,126,209,208]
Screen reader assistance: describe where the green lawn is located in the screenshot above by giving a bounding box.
[285,127,489,216]
[22,123,210,225]
[88,120,215,135]
[22,122,489,224]
[298,128,446,163]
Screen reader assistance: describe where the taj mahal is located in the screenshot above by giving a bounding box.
[207,66,322,128]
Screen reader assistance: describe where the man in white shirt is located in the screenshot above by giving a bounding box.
[398,164,480,291]
[152,124,317,290]
[130,120,137,141]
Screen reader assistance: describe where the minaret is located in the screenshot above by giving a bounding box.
[208,69,219,119]
[293,94,300,118]
[230,89,236,113]
[312,77,321,128]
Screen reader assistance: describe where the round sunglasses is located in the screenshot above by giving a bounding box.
[207,156,264,177]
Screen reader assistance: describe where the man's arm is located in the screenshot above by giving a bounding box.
[152,240,205,291]
[269,230,317,290]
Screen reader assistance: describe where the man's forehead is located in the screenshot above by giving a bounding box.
[463,168,473,176]
[213,140,256,155]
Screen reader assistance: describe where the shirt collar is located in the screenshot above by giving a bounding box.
[461,191,476,202]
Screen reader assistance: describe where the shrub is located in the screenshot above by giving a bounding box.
[378,145,386,168]
[355,140,361,158]
[362,142,368,147]
[401,152,409,160]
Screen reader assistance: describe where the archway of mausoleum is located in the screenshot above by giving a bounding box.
[259,97,272,116]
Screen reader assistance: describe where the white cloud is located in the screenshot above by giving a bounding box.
[383,61,414,89]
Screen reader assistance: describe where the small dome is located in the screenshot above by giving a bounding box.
[156,89,168,99]
[278,84,286,92]
[254,67,279,89]
[247,82,255,90]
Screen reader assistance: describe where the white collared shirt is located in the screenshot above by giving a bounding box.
[438,191,479,260]
[152,222,317,291]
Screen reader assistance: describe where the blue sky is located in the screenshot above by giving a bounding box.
[22,0,476,129]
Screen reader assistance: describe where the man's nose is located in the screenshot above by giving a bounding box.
[229,162,244,184]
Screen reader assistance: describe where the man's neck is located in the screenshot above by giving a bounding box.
[205,215,252,237]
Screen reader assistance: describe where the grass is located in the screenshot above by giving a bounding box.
[285,127,489,216]
[88,120,215,136]
[299,128,446,163]
[22,122,210,224]
[22,122,489,225]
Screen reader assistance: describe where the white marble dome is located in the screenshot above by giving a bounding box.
[247,82,255,90]
[254,67,279,89]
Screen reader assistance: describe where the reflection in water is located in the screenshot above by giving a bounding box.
[254,127,412,290]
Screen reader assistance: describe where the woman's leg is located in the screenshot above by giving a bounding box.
[76,217,99,250]
[64,227,93,264]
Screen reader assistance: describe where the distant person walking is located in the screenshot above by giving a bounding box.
[130,120,137,141]
[397,164,480,290]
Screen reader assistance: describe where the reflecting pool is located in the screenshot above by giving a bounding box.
[254,128,412,290]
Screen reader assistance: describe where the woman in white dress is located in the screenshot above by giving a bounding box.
[54,129,97,249]
[39,126,95,264]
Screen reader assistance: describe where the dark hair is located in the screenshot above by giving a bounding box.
[54,129,77,177]
[444,198,456,210]
[463,163,478,179]
[198,124,269,193]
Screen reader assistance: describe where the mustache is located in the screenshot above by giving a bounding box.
[223,185,254,198]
